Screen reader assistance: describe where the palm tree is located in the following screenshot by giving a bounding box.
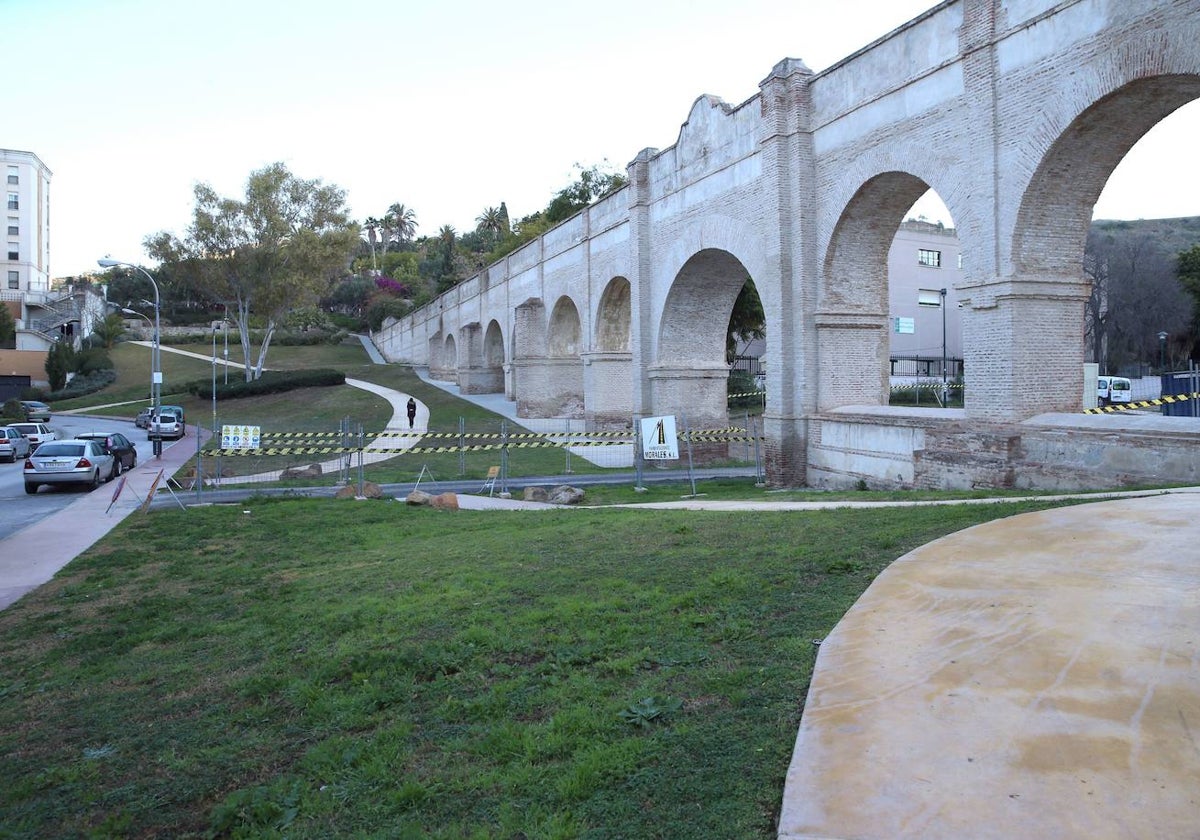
[389,203,418,246]
[475,206,505,244]
[362,216,382,271]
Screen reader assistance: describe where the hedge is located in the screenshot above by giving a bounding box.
[181,368,346,400]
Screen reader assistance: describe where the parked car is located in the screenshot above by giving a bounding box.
[19,400,52,422]
[149,413,184,441]
[75,431,138,479]
[7,422,58,452]
[24,439,114,494]
[1,426,32,463]
[135,407,154,429]
[159,405,186,423]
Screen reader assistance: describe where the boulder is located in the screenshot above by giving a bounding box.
[548,485,586,505]
[431,492,460,510]
[332,482,384,500]
[523,486,550,502]
[281,463,322,480]
[406,489,434,506]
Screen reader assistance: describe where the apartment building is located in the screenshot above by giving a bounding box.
[3,148,51,294]
[887,219,964,377]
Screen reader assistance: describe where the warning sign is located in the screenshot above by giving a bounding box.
[221,424,262,449]
[641,415,679,461]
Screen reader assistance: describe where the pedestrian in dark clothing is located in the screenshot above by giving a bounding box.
[407,397,417,429]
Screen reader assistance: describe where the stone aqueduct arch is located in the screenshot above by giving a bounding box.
[374,0,1200,488]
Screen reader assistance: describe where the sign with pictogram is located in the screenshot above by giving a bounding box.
[221,424,262,449]
[640,415,679,461]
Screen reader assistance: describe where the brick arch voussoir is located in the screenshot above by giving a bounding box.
[1010,23,1200,276]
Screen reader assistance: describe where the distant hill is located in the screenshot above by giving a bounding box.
[1091,216,1200,255]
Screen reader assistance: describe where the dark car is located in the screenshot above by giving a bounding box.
[75,431,138,479]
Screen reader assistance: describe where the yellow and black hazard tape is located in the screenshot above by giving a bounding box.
[1083,391,1200,414]
[259,429,635,441]
[212,438,644,457]
[728,390,766,399]
[889,383,965,391]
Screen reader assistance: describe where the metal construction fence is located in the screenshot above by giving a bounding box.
[179,413,767,496]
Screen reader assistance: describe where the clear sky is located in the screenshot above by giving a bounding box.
[8,0,1199,278]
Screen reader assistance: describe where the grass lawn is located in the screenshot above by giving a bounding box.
[0,496,1072,838]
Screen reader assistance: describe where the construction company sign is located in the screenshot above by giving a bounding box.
[221,424,261,449]
[640,415,679,461]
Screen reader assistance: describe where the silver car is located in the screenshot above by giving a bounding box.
[1,426,32,463]
[24,439,115,494]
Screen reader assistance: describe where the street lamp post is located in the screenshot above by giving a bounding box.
[212,323,218,434]
[940,287,948,405]
[100,259,162,457]
[1158,331,1169,373]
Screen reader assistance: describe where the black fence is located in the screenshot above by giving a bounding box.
[889,355,963,378]
[1160,370,1200,417]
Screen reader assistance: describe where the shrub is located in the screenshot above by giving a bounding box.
[182,368,345,400]
[47,369,118,401]
[74,347,113,375]
[2,398,26,421]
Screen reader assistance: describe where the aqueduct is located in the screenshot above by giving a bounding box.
[375,0,1200,489]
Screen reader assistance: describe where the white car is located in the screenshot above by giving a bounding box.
[1,426,32,462]
[149,413,184,440]
[24,439,115,494]
[7,422,58,452]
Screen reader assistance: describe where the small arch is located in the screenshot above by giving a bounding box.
[484,319,505,368]
[548,296,582,358]
[595,277,631,352]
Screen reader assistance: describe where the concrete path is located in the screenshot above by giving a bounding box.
[777,490,1200,840]
[0,429,207,610]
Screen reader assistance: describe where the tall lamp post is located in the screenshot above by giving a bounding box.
[99,259,162,457]
[211,322,220,434]
[940,287,948,405]
[1158,331,1168,373]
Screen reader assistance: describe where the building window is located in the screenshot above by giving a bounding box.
[918,248,941,267]
[7,245,17,261]
[6,221,15,236]
[7,270,18,289]
[957,253,963,269]
[6,166,17,185]
[6,194,17,211]
[918,289,944,307]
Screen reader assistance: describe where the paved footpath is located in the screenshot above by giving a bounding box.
[777,489,1200,840]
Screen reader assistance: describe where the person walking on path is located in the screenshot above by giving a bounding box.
[407,397,417,429]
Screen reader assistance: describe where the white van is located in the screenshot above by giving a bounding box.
[1097,376,1132,406]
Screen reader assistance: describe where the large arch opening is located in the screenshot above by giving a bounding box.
[656,248,758,432]
[1005,76,1200,416]
[819,172,962,411]
[442,333,457,384]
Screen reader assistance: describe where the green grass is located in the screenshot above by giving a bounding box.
[0,496,1075,838]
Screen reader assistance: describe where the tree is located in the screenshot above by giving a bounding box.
[727,279,765,364]
[0,304,15,349]
[388,203,418,247]
[1084,226,1191,372]
[91,313,126,349]
[146,162,359,380]
[476,206,505,240]
[545,162,628,224]
[1178,244,1200,346]
[362,216,382,272]
[45,340,75,392]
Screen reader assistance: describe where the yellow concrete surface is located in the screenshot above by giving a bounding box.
[778,493,1200,839]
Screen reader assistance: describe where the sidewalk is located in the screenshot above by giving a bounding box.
[0,429,206,610]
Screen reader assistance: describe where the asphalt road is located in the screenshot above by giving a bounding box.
[0,415,174,541]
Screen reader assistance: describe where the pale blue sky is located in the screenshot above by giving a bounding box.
[8,0,1198,277]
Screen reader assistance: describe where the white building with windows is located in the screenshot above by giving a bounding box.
[3,148,51,294]
[887,219,964,377]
